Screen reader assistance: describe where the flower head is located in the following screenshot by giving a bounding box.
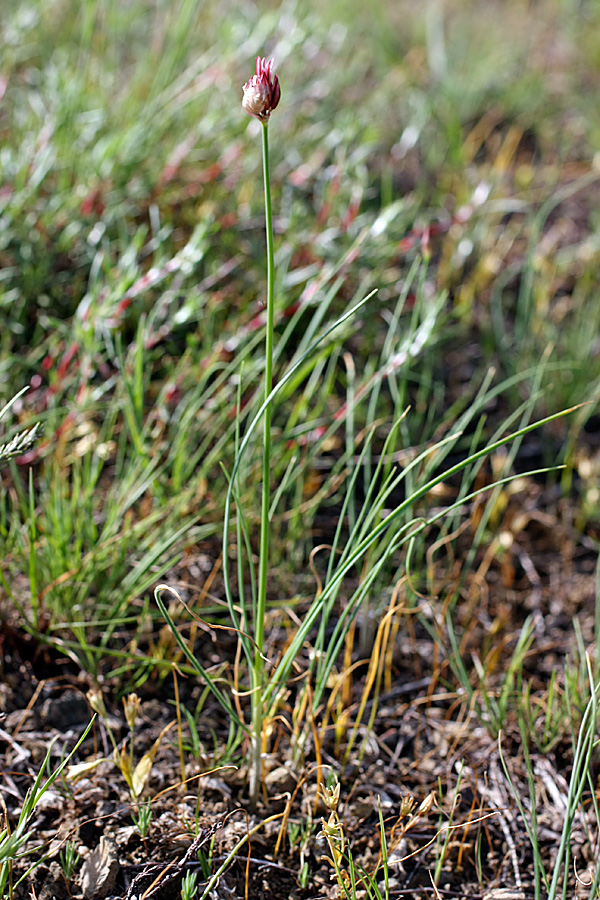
[87,688,107,720]
[123,692,141,729]
[242,56,281,122]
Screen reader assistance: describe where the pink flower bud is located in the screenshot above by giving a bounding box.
[242,56,281,122]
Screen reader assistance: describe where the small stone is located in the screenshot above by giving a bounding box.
[33,789,64,816]
[349,796,373,818]
[38,861,69,900]
[81,836,119,899]
[41,690,90,729]
[264,766,296,794]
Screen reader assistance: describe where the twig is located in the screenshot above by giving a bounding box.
[124,821,222,899]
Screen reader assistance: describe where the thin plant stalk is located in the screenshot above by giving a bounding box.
[249,120,276,806]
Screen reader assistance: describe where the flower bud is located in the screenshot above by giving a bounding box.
[123,692,142,730]
[242,56,281,122]
[318,780,341,812]
[400,794,416,817]
[417,792,435,817]
[87,688,107,720]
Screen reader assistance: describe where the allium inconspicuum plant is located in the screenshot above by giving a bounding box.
[154,53,574,823]
[242,55,280,806]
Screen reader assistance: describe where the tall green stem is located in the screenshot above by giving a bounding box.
[249,121,275,805]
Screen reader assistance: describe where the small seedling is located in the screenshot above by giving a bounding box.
[59,840,80,883]
[196,834,215,881]
[133,799,153,839]
[180,868,198,900]
[298,860,310,890]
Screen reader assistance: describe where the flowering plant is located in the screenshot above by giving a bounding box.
[240,54,280,804]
